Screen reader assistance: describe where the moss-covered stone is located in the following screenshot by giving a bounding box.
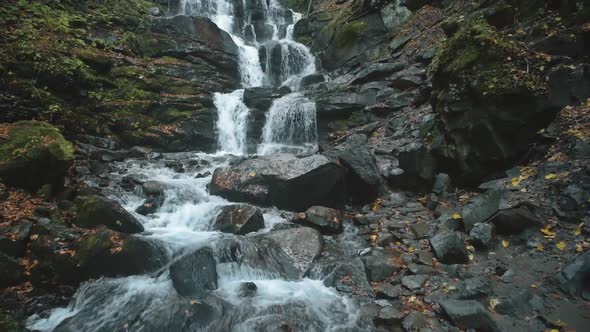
[0,121,74,191]
[73,195,144,234]
[0,310,25,332]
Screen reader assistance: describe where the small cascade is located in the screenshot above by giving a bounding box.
[214,89,250,154]
[258,92,317,155]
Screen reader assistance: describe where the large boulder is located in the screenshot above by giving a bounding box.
[439,300,500,332]
[429,17,590,182]
[211,204,265,235]
[209,154,347,211]
[73,195,144,234]
[74,228,167,280]
[461,189,510,232]
[430,232,469,264]
[263,227,324,277]
[551,250,590,300]
[169,247,218,297]
[336,134,383,201]
[0,252,24,288]
[0,121,74,191]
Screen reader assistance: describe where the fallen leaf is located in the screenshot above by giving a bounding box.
[452,213,461,220]
[537,244,544,252]
[502,240,510,248]
[489,298,500,311]
[408,246,415,253]
[541,226,555,238]
[574,222,584,236]
[249,172,256,177]
[545,173,557,180]
[556,241,567,251]
[576,243,583,252]
[190,299,200,305]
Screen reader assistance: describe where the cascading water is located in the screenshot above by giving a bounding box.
[258,92,317,155]
[25,1,367,331]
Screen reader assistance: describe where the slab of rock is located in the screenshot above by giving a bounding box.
[402,275,429,290]
[210,154,347,211]
[552,250,590,299]
[462,189,510,232]
[169,247,218,297]
[430,232,469,264]
[364,252,403,282]
[212,204,265,235]
[291,206,343,235]
[324,258,374,298]
[439,300,500,332]
[489,207,541,234]
[73,195,144,234]
[263,227,324,277]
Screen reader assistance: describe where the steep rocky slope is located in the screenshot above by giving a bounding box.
[0,0,589,331]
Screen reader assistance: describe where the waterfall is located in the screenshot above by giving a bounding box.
[180,0,317,154]
[258,92,317,155]
[214,89,250,154]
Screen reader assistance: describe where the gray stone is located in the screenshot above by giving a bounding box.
[212,204,265,235]
[365,253,403,282]
[430,232,469,264]
[462,189,510,232]
[169,247,218,297]
[401,275,429,290]
[489,207,541,235]
[439,300,500,332]
[432,173,452,195]
[469,223,495,249]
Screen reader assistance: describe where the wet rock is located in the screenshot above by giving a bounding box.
[396,142,438,190]
[324,258,374,298]
[409,221,431,239]
[350,63,404,85]
[462,189,510,232]
[401,275,428,290]
[195,171,212,178]
[243,87,287,111]
[489,207,541,235]
[337,134,383,201]
[75,229,167,280]
[210,154,347,211]
[0,121,74,192]
[364,252,403,282]
[439,300,500,332]
[430,232,469,264]
[300,73,325,87]
[376,305,405,325]
[291,206,343,235]
[432,173,452,196]
[212,204,265,235]
[469,223,495,249]
[454,277,490,300]
[264,227,324,277]
[73,195,144,234]
[238,282,257,297]
[135,195,165,215]
[0,252,24,287]
[552,250,590,299]
[90,149,128,163]
[169,247,218,297]
[142,181,165,196]
[402,311,430,331]
[377,284,407,301]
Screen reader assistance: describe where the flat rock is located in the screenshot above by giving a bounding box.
[439,300,500,332]
[212,204,265,235]
[169,247,218,297]
[430,232,469,264]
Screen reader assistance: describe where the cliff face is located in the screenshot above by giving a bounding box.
[291,0,590,184]
[0,0,240,152]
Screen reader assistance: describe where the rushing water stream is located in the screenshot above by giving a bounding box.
[26,1,368,331]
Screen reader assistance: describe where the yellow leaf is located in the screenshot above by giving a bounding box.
[530,284,538,288]
[190,299,200,305]
[408,246,415,253]
[489,298,500,310]
[452,213,462,220]
[556,241,567,251]
[511,177,520,187]
[249,172,256,177]
[468,254,474,261]
[537,244,544,252]
[541,226,555,238]
[576,243,583,252]
[545,173,557,180]
[502,240,510,248]
[574,222,584,236]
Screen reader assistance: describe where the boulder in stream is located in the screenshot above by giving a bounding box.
[209,154,347,211]
[291,206,343,235]
[212,204,265,235]
[73,195,144,234]
[169,247,218,297]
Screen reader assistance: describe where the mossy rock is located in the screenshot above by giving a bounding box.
[0,121,74,191]
[0,252,25,288]
[0,310,25,332]
[73,195,144,234]
[76,48,114,73]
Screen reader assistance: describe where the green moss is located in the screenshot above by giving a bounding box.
[75,232,112,265]
[431,16,547,98]
[0,310,24,332]
[333,21,368,49]
[0,121,74,163]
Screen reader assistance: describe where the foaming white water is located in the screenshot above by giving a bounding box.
[214,89,250,154]
[27,275,175,332]
[258,92,318,154]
